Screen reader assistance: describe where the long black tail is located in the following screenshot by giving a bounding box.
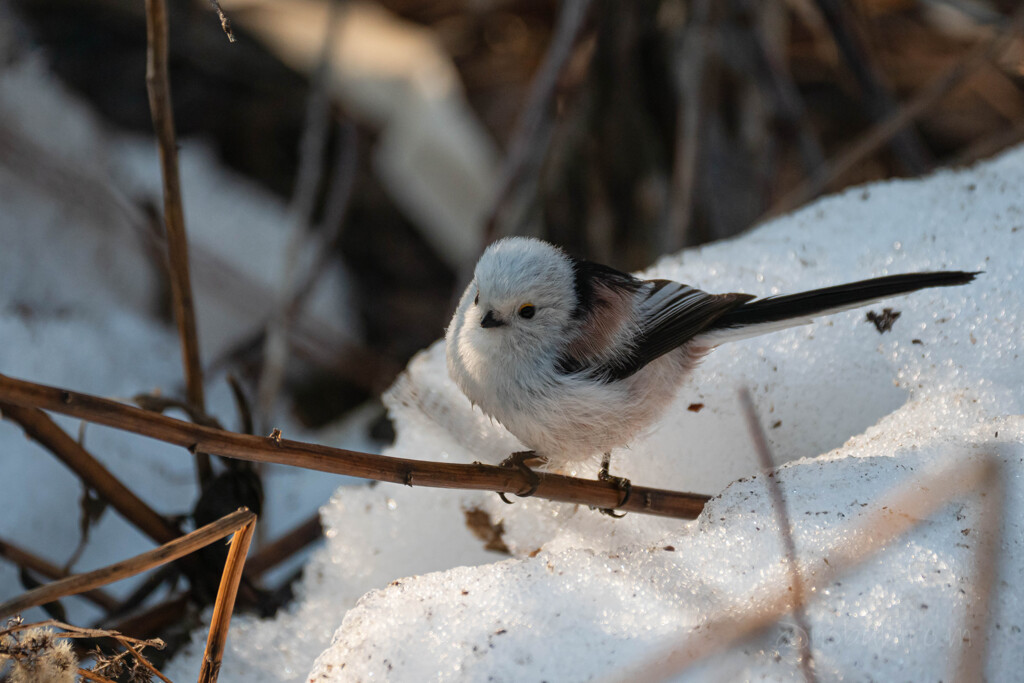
[708,271,978,339]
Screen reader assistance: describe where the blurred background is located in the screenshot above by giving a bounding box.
[4,0,1023,428]
[1,0,1023,667]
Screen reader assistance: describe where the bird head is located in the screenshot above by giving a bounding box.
[448,237,578,359]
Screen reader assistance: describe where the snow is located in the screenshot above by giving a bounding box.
[3,46,1023,682]
[0,57,360,625]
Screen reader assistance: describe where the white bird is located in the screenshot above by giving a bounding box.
[446,237,976,507]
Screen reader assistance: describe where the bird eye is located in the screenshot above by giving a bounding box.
[518,304,535,319]
[474,291,479,306]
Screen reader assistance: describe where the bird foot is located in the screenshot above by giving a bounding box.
[497,451,542,504]
[597,455,632,517]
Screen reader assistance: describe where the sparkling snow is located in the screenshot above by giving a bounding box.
[166,149,1023,681]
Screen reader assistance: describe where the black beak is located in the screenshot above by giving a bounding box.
[480,310,504,328]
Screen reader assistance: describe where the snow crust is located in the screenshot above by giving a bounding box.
[179,145,1022,682]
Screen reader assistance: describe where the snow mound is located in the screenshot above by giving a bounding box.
[170,147,1023,681]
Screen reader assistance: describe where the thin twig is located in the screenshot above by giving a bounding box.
[256,0,346,433]
[767,6,1024,218]
[285,122,359,326]
[132,392,223,429]
[0,402,181,545]
[1,618,170,681]
[954,451,1005,680]
[813,0,930,173]
[77,668,119,683]
[103,566,178,621]
[206,0,235,42]
[605,455,1004,682]
[198,517,256,683]
[738,389,816,683]
[484,0,595,244]
[0,538,118,612]
[743,0,825,174]
[663,0,712,252]
[0,509,255,619]
[122,630,174,683]
[145,0,212,487]
[225,375,254,435]
[0,374,710,519]
[0,619,164,650]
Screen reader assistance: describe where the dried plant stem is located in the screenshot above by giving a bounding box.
[0,402,180,545]
[122,639,174,683]
[954,452,1005,681]
[0,374,709,519]
[813,0,930,173]
[0,619,157,646]
[484,0,595,243]
[738,389,816,683]
[198,517,256,683]
[0,538,118,612]
[663,0,712,252]
[769,6,1024,218]
[0,509,255,619]
[145,0,211,486]
[607,455,1003,682]
[2,618,171,682]
[246,514,323,577]
[78,668,119,683]
[206,0,235,42]
[256,0,345,433]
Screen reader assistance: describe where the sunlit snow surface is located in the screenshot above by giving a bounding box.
[171,149,1023,683]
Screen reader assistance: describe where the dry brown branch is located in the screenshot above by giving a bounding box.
[206,0,235,42]
[246,514,323,578]
[738,389,816,683]
[77,668,119,683]
[484,0,595,243]
[145,0,211,486]
[198,517,256,683]
[606,454,1004,682]
[256,0,346,433]
[0,509,255,620]
[285,122,359,330]
[1,618,170,682]
[662,0,712,252]
[768,6,1024,218]
[0,402,180,545]
[122,638,174,683]
[0,620,163,651]
[0,538,118,613]
[813,0,930,173]
[954,449,1005,680]
[0,374,709,519]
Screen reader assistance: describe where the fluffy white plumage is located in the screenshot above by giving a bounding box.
[445,237,976,471]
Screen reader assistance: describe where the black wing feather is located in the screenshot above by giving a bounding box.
[601,282,753,380]
[560,274,753,381]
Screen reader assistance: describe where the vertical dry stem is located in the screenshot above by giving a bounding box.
[198,516,257,683]
[739,389,816,683]
[145,0,211,486]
